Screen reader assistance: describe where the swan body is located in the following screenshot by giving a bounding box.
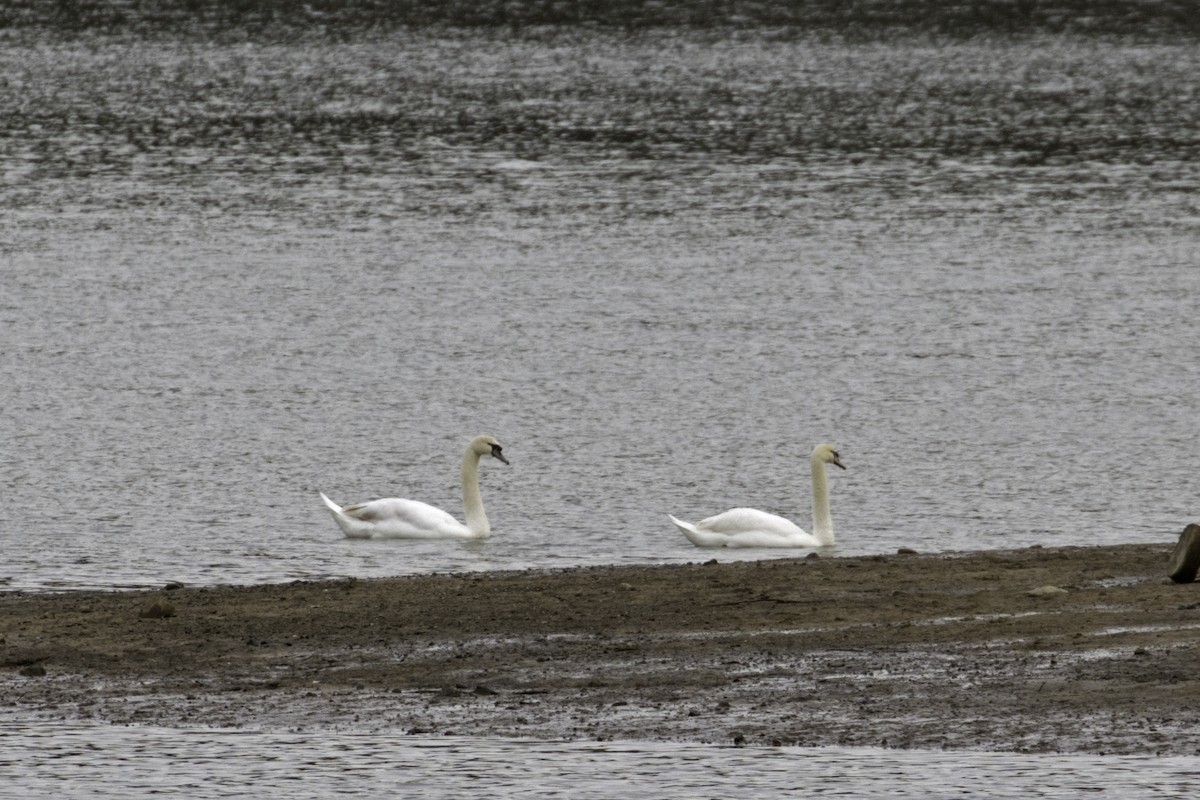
[320,435,509,540]
[670,443,845,548]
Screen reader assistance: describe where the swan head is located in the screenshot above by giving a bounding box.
[812,443,845,470]
[471,434,510,465]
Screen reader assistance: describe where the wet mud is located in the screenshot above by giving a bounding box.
[4,543,1200,754]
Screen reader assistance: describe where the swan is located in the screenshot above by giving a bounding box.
[669,443,845,548]
[320,435,509,540]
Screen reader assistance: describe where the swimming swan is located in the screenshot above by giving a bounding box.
[669,443,845,548]
[320,435,509,540]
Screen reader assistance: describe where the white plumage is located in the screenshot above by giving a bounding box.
[669,443,845,548]
[320,435,509,540]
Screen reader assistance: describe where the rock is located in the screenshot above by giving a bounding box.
[139,596,176,619]
[19,664,46,677]
[1027,585,1068,597]
[1167,523,1200,584]
[897,547,918,555]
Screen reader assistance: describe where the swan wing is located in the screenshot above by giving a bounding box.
[679,508,820,548]
[341,498,451,525]
[695,507,805,535]
[329,496,474,539]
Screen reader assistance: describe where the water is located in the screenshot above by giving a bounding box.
[3,15,1200,794]
[2,722,1196,799]
[1,34,1198,590]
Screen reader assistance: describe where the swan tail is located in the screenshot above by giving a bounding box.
[319,492,372,539]
[319,492,343,514]
[670,514,728,547]
[667,514,698,535]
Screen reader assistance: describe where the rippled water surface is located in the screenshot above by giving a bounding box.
[3,722,1197,799]
[2,29,1198,592]
[3,18,1200,796]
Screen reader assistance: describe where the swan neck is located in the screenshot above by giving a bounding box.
[810,454,834,545]
[461,447,489,536]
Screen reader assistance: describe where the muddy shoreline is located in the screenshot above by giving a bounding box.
[4,543,1200,754]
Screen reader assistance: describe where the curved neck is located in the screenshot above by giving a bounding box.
[461,447,490,536]
[810,454,834,545]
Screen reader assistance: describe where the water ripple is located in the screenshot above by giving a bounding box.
[1,722,1196,799]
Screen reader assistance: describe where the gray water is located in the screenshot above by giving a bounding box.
[3,31,1197,590]
[2,25,1199,792]
[2,721,1197,798]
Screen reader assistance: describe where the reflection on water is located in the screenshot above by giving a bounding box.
[2,722,1196,799]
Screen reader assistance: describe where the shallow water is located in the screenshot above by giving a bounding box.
[2,722,1197,799]
[2,30,1198,593]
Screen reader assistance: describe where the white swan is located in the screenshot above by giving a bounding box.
[320,435,509,540]
[669,443,845,548]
